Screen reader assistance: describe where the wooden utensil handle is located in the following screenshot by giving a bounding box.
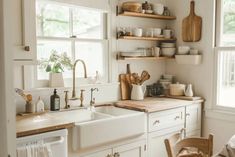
[190,0,195,15]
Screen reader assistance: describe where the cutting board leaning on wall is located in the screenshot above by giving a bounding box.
[182,0,202,42]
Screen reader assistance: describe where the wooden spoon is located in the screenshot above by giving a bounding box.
[140,71,150,85]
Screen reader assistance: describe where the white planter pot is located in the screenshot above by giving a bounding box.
[49,73,64,87]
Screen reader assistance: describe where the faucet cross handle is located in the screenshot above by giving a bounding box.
[80,89,85,107]
[64,91,70,109]
[90,88,99,107]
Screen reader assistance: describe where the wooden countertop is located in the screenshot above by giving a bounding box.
[16,98,203,137]
[16,109,96,137]
[115,97,203,113]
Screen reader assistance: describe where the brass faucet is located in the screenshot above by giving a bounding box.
[71,59,87,100]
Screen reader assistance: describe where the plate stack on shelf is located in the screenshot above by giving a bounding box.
[161,42,176,57]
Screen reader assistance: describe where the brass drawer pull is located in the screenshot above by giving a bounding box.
[153,120,160,125]
[186,113,190,117]
[174,116,180,120]
[114,152,120,157]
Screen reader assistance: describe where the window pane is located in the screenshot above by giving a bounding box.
[221,0,235,46]
[75,42,104,77]
[73,7,104,39]
[218,50,235,107]
[36,2,70,37]
[37,40,72,80]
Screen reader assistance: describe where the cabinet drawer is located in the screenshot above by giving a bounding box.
[148,107,185,132]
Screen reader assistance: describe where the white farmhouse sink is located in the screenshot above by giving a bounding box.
[72,106,146,150]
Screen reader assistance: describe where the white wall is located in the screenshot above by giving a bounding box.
[14,0,169,113]
[165,0,235,153]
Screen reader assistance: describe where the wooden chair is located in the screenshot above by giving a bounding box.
[164,131,213,157]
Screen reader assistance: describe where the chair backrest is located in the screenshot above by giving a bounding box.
[165,133,213,157]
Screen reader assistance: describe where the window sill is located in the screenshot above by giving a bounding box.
[205,109,235,122]
[25,82,120,92]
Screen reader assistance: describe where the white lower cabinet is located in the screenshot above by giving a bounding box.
[185,103,202,137]
[81,149,112,157]
[81,140,146,157]
[113,140,146,157]
[147,126,184,157]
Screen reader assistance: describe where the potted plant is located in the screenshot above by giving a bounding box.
[39,50,73,87]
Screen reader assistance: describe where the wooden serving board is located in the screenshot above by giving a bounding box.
[119,74,131,100]
[166,95,202,101]
[182,1,202,42]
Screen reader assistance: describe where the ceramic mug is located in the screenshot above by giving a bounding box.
[153,28,162,37]
[145,28,154,37]
[163,29,173,39]
[133,28,143,37]
[189,49,199,55]
[154,47,161,57]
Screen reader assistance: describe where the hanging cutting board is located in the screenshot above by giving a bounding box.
[119,64,132,100]
[182,1,202,42]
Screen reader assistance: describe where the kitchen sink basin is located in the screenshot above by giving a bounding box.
[95,106,138,116]
[72,106,146,150]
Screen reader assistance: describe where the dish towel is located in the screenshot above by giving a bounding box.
[17,143,53,157]
[215,135,235,157]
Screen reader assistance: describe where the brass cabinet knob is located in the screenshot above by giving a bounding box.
[24,46,30,51]
[153,120,160,125]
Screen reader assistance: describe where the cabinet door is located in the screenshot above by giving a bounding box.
[113,140,146,157]
[185,103,201,133]
[81,149,112,157]
[14,0,36,63]
[148,127,183,157]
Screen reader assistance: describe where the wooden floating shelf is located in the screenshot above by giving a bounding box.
[118,36,176,41]
[117,56,175,61]
[119,11,176,20]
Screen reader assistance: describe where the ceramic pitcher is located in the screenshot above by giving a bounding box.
[131,84,146,100]
[185,84,194,97]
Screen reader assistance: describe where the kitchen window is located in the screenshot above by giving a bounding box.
[215,0,235,108]
[35,0,108,84]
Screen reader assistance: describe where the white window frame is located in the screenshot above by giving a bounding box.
[33,0,110,88]
[213,0,235,112]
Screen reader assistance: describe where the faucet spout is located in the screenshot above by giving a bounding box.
[72,59,87,99]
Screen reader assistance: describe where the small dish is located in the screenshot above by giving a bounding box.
[145,10,153,14]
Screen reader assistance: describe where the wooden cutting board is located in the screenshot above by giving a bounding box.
[182,1,202,42]
[119,64,132,100]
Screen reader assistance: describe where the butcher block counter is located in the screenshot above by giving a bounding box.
[16,109,95,137]
[115,97,203,113]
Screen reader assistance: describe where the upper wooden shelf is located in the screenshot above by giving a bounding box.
[117,56,174,61]
[118,36,176,41]
[118,11,176,20]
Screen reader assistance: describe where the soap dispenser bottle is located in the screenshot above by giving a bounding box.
[50,89,60,111]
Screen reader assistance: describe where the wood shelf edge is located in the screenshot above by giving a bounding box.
[118,11,176,20]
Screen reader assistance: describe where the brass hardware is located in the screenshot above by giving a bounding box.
[80,89,85,107]
[90,88,99,107]
[71,59,87,99]
[174,116,180,120]
[114,152,120,157]
[64,91,70,109]
[153,120,160,125]
[24,46,30,51]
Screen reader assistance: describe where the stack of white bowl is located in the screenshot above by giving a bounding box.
[161,43,176,57]
[159,74,174,89]
[177,46,190,55]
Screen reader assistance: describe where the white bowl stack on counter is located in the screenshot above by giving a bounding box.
[161,42,176,57]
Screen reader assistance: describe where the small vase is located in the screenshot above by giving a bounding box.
[49,73,64,87]
[185,84,193,97]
